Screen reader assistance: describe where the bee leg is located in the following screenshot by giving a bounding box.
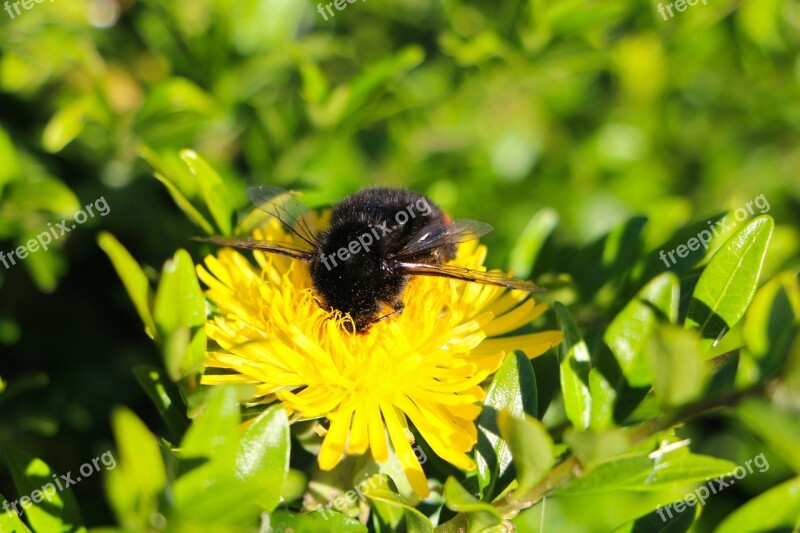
[371,302,405,325]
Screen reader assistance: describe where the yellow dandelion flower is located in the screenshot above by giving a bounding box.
[196,217,563,498]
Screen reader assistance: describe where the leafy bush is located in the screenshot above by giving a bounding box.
[1,0,798,532]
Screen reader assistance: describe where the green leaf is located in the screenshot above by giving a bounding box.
[497,410,555,495]
[313,46,425,129]
[737,399,800,474]
[134,78,218,146]
[298,57,330,104]
[21,227,65,293]
[269,509,367,533]
[606,273,680,387]
[180,149,235,235]
[172,386,273,524]
[41,97,100,153]
[133,365,189,439]
[686,216,774,350]
[180,384,240,458]
[153,249,206,380]
[647,326,706,409]
[476,351,538,500]
[97,232,157,339]
[629,213,728,287]
[5,447,86,533]
[443,477,501,528]
[715,477,800,533]
[742,271,800,378]
[557,452,735,495]
[509,208,558,278]
[235,405,291,512]
[0,491,32,533]
[281,469,308,503]
[565,217,647,301]
[106,408,166,526]
[153,171,215,235]
[588,367,616,429]
[564,427,637,467]
[554,303,592,429]
[613,504,695,533]
[365,479,434,533]
[0,126,21,192]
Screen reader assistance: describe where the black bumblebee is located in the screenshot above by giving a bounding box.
[198,187,543,332]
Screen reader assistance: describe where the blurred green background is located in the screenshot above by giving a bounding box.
[0,0,798,530]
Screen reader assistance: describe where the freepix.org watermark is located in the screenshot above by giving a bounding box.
[4,0,54,20]
[656,452,769,522]
[659,193,770,268]
[657,0,707,21]
[316,0,366,21]
[320,196,432,271]
[1,451,117,517]
[316,444,428,520]
[0,196,110,271]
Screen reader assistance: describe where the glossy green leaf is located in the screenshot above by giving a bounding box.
[360,473,403,529]
[0,491,32,533]
[97,232,156,339]
[172,385,273,524]
[133,365,188,439]
[606,273,680,387]
[153,171,215,235]
[564,427,637,467]
[630,213,728,287]
[476,351,538,499]
[269,509,367,533]
[613,504,695,533]
[153,249,206,380]
[509,207,559,278]
[443,477,501,524]
[107,407,166,524]
[686,216,774,350]
[180,149,235,235]
[180,384,240,457]
[172,473,276,525]
[715,477,800,533]
[557,452,735,495]
[742,271,800,378]
[365,481,434,533]
[5,447,86,533]
[235,404,290,512]
[588,367,616,429]
[497,410,555,495]
[554,303,592,429]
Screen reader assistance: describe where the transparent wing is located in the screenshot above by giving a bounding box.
[192,236,313,262]
[237,185,318,247]
[396,261,544,292]
[388,218,494,260]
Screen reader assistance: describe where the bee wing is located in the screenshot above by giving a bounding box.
[389,218,494,260]
[238,185,318,247]
[396,261,545,292]
[193,236,314,262]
